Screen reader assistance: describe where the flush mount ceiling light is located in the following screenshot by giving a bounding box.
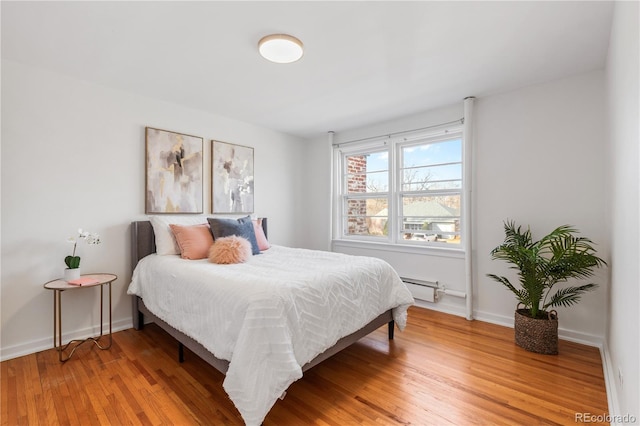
[258,34,304,64]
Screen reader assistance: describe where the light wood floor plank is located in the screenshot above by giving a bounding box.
[1,307,608,425]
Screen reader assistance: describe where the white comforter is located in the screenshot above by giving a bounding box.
[128,245,414,425]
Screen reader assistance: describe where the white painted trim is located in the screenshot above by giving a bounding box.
[327,131,335,251]
[599,340,622,425]
[472,309,514,329]
[412,299,468,318]
[463,96,475,320]
[332,239,465,259]
[0,318,133,362]
[558,329,605,348]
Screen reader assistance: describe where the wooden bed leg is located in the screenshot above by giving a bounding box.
[178,342,185,363]
[388,320,395,340]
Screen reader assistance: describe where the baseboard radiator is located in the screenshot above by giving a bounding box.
[401,277,438,302]
[401,277,467,302]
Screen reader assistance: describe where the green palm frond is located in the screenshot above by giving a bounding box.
[543,284,598,309]
[487,274,529,305]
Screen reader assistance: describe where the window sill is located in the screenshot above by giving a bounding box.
[331,239,466,259]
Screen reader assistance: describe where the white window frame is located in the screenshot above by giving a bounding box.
[338,144,391,244]
[332,125,466,252]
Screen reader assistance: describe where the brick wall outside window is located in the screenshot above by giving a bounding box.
[347,155,368,235]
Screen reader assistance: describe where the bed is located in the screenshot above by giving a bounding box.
[128,219,414,425]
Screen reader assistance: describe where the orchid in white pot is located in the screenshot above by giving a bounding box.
[65,229,101,279]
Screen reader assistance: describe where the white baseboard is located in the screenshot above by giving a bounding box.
[0,318,133,362]
[412,298,467,318]
[472,309,513,328]
[599,340,623,425]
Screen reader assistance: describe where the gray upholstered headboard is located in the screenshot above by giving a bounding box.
[130,221,155,270]
[130,218,268,271]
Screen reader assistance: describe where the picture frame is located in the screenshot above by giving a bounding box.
[145,127,203,214]
[211,140,254,214]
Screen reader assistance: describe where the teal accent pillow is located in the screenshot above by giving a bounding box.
[207,216,260,255]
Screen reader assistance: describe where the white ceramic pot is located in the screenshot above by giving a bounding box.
[64,268,81,282]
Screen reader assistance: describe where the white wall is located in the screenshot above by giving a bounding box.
[605,1,639,421]
[474,70,609,341]
[306,70,609,343]
[1,60,305,360]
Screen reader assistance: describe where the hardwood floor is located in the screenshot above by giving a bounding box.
[1,307,608,425]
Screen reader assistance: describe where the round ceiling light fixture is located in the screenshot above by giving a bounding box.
[258,34,304,64]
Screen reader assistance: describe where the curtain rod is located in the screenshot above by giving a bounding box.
[331,117,464,147]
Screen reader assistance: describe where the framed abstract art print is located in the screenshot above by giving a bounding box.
[145,127,203,214]
[211,141,254,214]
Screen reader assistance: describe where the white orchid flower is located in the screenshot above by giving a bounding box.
[65,228,101,256]
[85,233,101,245]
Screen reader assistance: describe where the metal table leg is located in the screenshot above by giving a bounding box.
[53,282,113,362]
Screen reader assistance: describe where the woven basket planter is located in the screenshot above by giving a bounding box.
[514,308,558,355]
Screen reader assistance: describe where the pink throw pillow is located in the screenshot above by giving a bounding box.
[208,235,252,264]
[252,218,270,251]
[169,224,213,260]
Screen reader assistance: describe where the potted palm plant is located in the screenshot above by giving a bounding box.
[487,221,606,354]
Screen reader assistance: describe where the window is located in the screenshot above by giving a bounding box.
[335,127,464,249]
[343,150,389,238]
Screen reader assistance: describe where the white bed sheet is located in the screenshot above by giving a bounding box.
[128,245,414,425]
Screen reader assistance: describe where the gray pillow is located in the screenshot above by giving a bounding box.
[207,216,260,255]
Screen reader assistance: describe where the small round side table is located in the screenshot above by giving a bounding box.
[43,273,117,362]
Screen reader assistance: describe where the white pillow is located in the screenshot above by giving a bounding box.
[149,215,208,255]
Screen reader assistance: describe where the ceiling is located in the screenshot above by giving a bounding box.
[1,1,614,139]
